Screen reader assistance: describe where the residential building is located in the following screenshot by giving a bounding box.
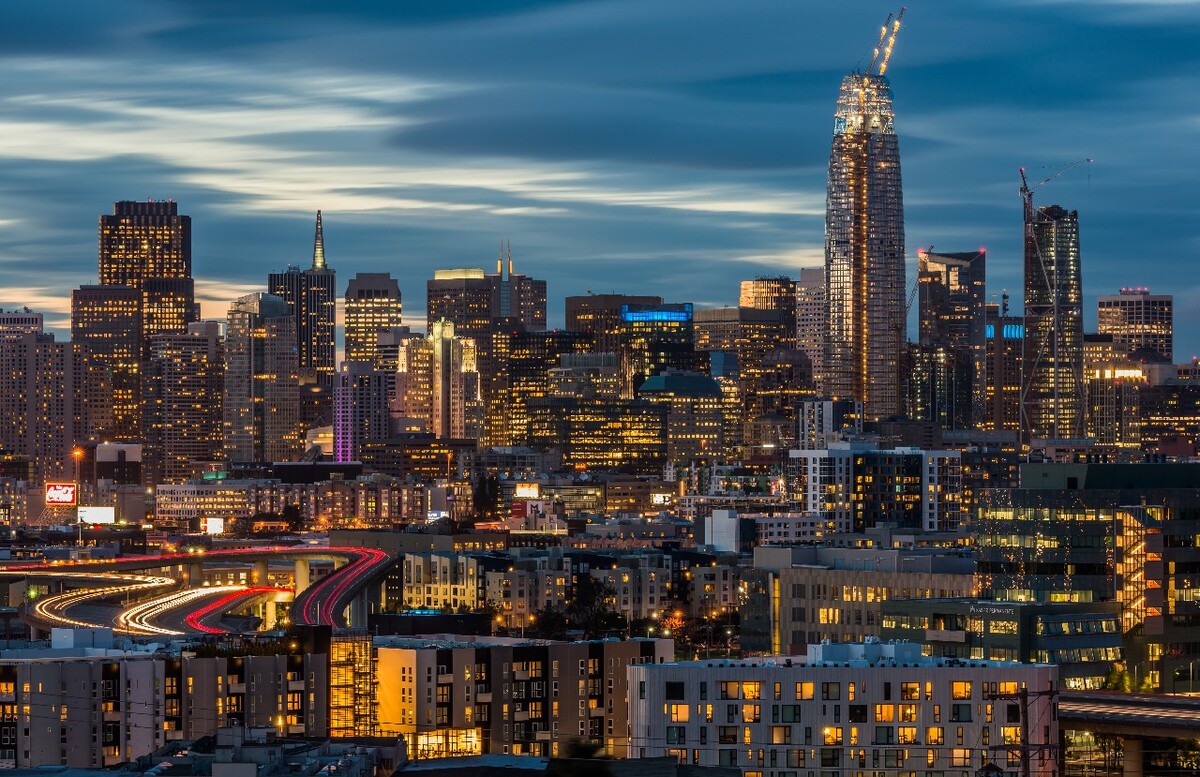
[334,361,394,462]
[144,321,224,483]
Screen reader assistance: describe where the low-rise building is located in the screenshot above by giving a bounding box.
[628,640,1058,775]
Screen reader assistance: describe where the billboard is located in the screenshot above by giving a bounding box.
[78,506,116,524]
[44,483,77,506]
[202,516,225,535]
[513,483,540,499]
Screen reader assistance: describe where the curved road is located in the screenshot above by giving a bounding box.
[5,546,394,635]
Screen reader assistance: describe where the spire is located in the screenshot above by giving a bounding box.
[497,240,503,275]
[507,239,513,276]
[312,210,327,270]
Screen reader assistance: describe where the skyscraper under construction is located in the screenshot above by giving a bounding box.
[823,11,906,420]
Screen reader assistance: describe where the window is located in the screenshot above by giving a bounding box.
[950,704,971,723]
[665,682,685,700]
[718,727,737,744]
[720,681,740,700]
[1002,726,1021,745]
[781,705,802,723]
[951,681,972,700]
[771,726,791,744]
[718,749,737,766]
[822,726,842,745]
[787,749,806,768]
[821,682,840,700]
[899,704,918,722]
[668,704,689,722]
[926,726,944,745]
[795,682,814,700]
[820,748,841,767]
[874,704,894,722]
[901,682,920,701]
[741,704,761,723]
[666,726,686,745]
[898,726,918,744]
[874,726,894,745]
[742,682,762,700]
[950,748,971,767]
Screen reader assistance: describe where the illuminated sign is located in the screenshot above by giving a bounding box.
[78,506,115,524]
[44,483,77,506]
[619,303,692,323]
[202,516,225,535]
[650,493,673,506]
[513,483,540,499]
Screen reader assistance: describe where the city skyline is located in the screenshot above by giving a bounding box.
[0,1,1197,356]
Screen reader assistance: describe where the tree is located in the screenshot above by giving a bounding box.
[281,503,303,532]
[567,576,620,639]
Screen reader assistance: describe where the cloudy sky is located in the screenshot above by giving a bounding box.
[1,0,1198,356]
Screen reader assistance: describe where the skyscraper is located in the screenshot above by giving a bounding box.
[913,248,987,429]
[823,27,906,421]
[392,321,483,440]
[344,273,403,366]
[795,267,826,384]
[333,362,394,463]
[71,285,142,440]
[982,299,1023,433]
[565,293,663,354]
[739,277,798,346]
[269,211,337,388]
[1097,288,1173,362]
[1022,204,1085,440]
[223,294,302,464]
[145,321,224,483]
[98,200,195,348]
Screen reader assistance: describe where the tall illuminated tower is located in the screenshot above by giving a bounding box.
[823,12,906,421]
[269,211,337,387]
[344,273,403,366]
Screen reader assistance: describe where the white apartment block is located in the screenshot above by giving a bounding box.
[629,640,1057,777]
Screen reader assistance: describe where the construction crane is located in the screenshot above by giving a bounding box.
[869,7,905,76]
[1019,158,1093,217]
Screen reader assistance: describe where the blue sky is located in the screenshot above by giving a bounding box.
[1,0,1198,356]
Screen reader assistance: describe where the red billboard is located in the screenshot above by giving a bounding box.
[44,483,77,506]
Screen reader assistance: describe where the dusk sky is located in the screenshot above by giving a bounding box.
[1,1,1198,355]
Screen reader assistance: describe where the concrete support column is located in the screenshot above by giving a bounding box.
[188,563,203,586]
[254,559,269,585]
[349,590,368,629]
[1122,737,1143,777]
[294,559,310,592]
[262,600,277,631]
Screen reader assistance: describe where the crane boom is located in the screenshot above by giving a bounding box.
[878,7,906,75]
[866,13,893,75]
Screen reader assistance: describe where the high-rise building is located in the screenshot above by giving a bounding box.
[795,267,826,384]
[269,211,337,388]
[71,285,142,440]
[0,309,44,335]
[333,362,394,463]
[915,248,986,428]
[144,321,224,483]
[824,59,906,421]
[636,372,724,463]
[618,303,699,398]
[0,331,104,488]
[344,273,403,366]
[983,299,1023,433]
[223,293,302,464]
[1098,287,1173,362]
[392,321,483,440]
[739,277,798,344]
[98,200,195,348]
[507,330,593,445]
[565,293,663,354]
[1023,204,1085,440]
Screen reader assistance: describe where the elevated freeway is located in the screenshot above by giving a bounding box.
[4,545,394,635]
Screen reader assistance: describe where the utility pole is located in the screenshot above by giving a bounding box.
[987,685,1059,777]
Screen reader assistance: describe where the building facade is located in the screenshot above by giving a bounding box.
[345,273,403,366]
[1097,287,1172,361]
[268,210,337,389]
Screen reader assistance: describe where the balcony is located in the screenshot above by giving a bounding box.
[925,629,967,643]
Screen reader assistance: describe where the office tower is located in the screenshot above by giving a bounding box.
[223,293,302,463]
[426,255,547,445]
[795,267,826,384]
[914,248,986,429]
[565,293,663,354]
[526,397,667,475]
[344,273,403,366]
[1023,204,1085,440]
[71,285,143,440]
[98,200,195,347]
[144,321,224,483]
[1082,333,1144,447]
[333,362,394,462]
[824,51,906,421]
[507,330,593,445]
[983,299,1023,432]
[617,303,699,397]
[0,332,101,488]
[269,211,337,388]
[427,251,547,335]
[636,372,724,463]
[739,277,798,344]
[1098,287,1173,361]
[393,321,483,440]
